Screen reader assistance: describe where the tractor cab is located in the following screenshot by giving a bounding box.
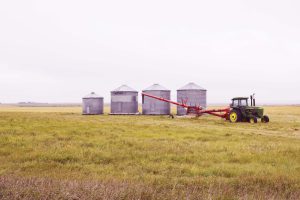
[231,97,249,108]
[228,95,269,123]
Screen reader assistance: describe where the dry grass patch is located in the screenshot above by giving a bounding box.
[0,106,299,199]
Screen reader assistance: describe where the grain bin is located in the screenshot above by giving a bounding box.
[82,92,104,115]
[110,85,138,114]
[142,84,171,115]
[177,82,207,115]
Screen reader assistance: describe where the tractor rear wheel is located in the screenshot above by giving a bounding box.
[261,115,269,123]
[229,110,241,123]
[249,117,258,123]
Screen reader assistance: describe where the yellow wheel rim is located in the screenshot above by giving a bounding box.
[250,118,254,123]
[230,112,238,122]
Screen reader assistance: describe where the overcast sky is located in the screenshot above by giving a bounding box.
[0,0,299,104]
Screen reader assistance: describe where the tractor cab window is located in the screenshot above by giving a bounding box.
[232,99,248,107]
[232,100,239,107]
[239,99,248,106]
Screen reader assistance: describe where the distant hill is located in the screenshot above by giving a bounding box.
[16,102,81,107]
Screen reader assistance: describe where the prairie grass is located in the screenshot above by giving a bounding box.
[0,106,299,199]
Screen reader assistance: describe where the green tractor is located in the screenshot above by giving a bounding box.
[228,95,269,123]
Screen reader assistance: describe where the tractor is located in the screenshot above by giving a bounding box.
[228,95,269,123]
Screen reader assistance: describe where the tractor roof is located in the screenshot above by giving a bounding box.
[232,97,249,100]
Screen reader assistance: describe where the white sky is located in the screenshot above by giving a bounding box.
[0,0,299,104]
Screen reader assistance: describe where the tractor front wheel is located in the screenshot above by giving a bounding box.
[249,117,258,123]
[261,115,269,123]
[229,110,241,123]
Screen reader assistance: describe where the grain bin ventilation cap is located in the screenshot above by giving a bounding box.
[112,85,137,92]
[83,92,103,99]
[143,84,170,91]
[178,82,206,91]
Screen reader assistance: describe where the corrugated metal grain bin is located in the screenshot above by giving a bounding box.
[110,85,139,114]
[142,84,171,115]
[177,82,207,115]
[82,92,104,115]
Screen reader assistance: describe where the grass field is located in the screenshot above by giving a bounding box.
[0,106,299,199]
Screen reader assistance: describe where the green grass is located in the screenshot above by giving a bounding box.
[0,106,299,199]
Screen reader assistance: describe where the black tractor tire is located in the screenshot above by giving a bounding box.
[261,115,269,123]
[249,117,258,123]
[229,110,241,123]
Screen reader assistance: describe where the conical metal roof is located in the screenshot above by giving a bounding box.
[83,92,103,99]
[177,82,206,90]
[143,84,170,91]
[112,84,137,92]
